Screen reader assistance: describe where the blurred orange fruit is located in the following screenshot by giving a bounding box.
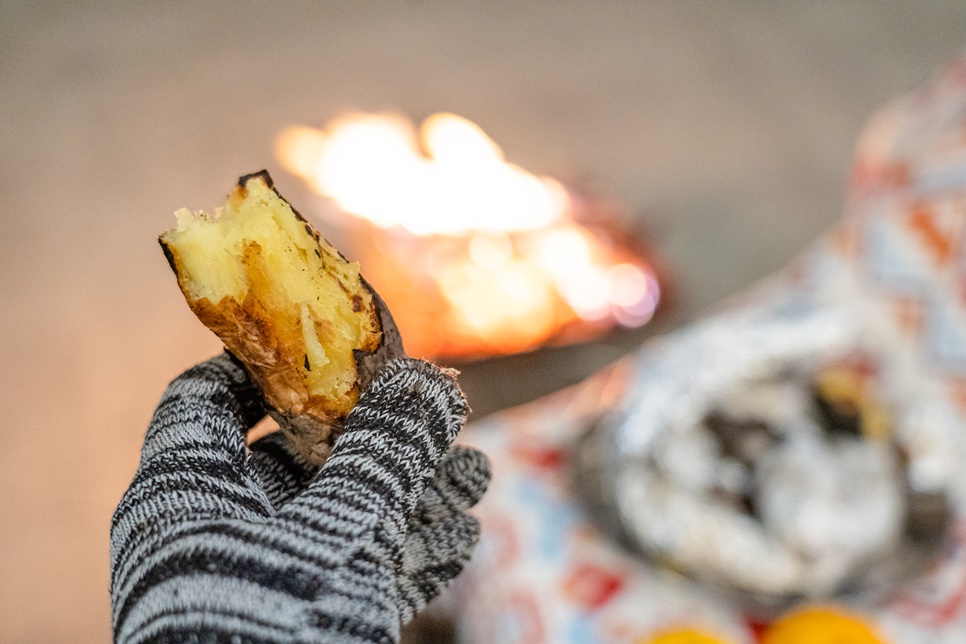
[762,606,885,644]
[641,628,733,644]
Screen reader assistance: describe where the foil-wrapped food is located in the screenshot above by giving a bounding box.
[575,292,954,612]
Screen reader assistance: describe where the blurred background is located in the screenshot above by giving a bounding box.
[2,2,966,641]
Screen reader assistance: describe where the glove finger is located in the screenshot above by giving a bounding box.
[412,446,491,525]
[396,512,482,623]
[141,352,266,463]
[112,354,272,562]
[249,431,319,508]
[274,358,468,557]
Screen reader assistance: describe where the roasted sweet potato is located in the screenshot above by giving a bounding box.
[160,170,404,464]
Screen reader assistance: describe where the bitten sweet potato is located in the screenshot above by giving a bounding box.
[160,170,404,464]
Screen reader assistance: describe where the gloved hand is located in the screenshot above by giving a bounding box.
[110,353,490,644]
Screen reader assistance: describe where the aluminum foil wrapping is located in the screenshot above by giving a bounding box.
[574,288,954,612]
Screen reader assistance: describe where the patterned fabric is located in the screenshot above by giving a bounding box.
[110,353,489,644]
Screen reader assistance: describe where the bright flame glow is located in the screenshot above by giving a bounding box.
[277,111,661,357]
[278,112,566,235]
[529,225,594,278]
[469,233,513,270]
[608,263,649,308]
[561,266,612,322]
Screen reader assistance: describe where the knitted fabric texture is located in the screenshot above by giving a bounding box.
[110,354,489,643]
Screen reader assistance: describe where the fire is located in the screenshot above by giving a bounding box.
[276,112,659,358]
[278,113,566,235]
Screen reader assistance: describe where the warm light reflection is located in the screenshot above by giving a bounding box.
[277,112,660,357]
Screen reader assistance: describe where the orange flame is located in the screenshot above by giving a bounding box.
[277,112,567,235]
[276,112,659,358]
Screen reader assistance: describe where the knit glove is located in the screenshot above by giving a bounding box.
[110,353,490,644]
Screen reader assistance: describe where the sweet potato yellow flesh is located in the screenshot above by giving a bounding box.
[160,172,381,431]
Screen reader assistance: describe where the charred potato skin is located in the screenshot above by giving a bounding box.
[160,170,405,464]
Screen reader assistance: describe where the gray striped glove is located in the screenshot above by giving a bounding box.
[110,353,490,644]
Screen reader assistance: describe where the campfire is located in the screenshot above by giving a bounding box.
[276,112,660,359]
